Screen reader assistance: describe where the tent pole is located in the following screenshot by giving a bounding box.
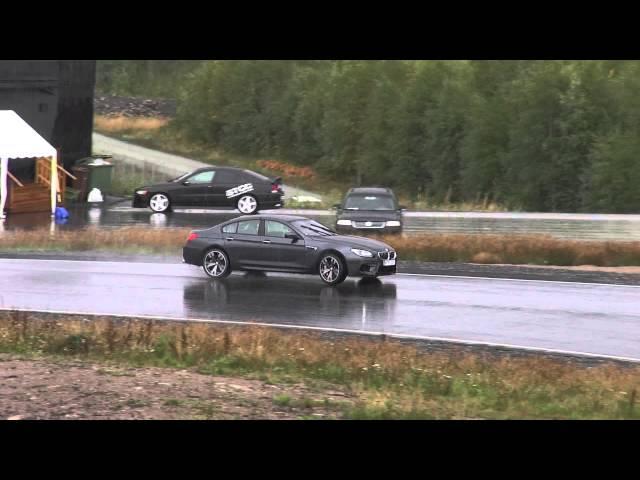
[0,156,7,219]
[50,154,58,216]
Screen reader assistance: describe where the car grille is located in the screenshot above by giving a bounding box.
[377,250,397,260]
[352,221,385,229]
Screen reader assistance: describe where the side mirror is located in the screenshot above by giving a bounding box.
[332,204,342,210]
[285,233,301,242]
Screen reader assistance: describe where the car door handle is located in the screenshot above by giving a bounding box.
[305,246,317,250]
[262,240,271,244]
[226,237,234,241]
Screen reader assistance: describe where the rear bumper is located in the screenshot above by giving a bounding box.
[260,194,284,210]
[182,245,202,266]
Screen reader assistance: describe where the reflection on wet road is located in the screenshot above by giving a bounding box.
[1,259,639,360]
[3,203,640,240]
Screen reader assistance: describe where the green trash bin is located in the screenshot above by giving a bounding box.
[76,156,114,196]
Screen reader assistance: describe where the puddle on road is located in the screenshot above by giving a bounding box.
[2,203,640,241]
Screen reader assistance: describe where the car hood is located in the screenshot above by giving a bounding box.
[337,210,401,222]
[143,182,176,191]
[316,234,395,252]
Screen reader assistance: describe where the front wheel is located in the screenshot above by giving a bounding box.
[318,253,347,286]
[237,195,258,214]
[149,193,171,213]
[202,248,232,279]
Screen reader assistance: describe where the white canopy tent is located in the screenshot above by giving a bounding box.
[0,110,59,218]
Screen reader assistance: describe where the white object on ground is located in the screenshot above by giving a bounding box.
[88,158,111,166]
[290,195,322,203]
[87,188,104,203]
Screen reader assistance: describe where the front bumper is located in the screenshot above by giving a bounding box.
[346,257,397,277]
[132,193,149,208]
[336,224,402,235]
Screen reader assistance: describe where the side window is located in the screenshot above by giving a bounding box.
[215,170,241,184]
[222,222,237,234]
[237,220,260,236]
[188,171,215,184]
[265,220,293,238]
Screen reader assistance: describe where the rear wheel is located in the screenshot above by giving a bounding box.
[318,253,347,286]
[237,195,258,214]
[202,248,232,279]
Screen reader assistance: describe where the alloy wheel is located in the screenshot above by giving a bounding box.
[203,250,229,278]
[149,194,170,212]
[319,255,341,283]
[237,195,258,214]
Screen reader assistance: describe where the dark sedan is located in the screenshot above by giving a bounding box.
[133,166,284,214]
[182,215,397,285]
[335,187,405,234]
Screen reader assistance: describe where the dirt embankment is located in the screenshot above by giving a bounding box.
[94,95,176,118]
[0,354,351,420]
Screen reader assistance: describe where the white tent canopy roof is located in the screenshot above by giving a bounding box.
[0,110,56,160]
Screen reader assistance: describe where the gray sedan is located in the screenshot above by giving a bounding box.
[182,215,397,285]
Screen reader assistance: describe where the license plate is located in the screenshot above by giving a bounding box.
[383,259,396,266]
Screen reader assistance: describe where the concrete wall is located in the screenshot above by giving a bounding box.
[0,60,95,172]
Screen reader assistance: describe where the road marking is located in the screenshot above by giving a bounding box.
[2,306,639,364]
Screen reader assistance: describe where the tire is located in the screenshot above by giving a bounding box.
[318,253,347,286]
[149,193,171,213]
[237,194,259,214]
[202,248,232,279]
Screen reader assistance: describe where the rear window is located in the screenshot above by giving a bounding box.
[244,169,270,182]
[222,222,237,234]
[237,220,260,236]
[215,170,242,183]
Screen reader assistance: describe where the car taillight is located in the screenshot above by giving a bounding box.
[271,183,279,193]
[187,232,198,242]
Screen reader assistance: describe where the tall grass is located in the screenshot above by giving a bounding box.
[379,233,640,266]
[0,227,188,253]
[1,311,639,419]
[3,227,640,266]
[94,115,169,134]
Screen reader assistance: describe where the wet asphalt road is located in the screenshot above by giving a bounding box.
[4,203,640,240]
[2,258,639,360]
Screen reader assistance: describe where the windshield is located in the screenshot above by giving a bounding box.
[293,220,337,236]
[344,194,395,211]
[170,172,191,182]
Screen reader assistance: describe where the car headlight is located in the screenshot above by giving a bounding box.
[136,190,148,195]
[385,220,401,227]
[337,219,352,226]
[351,248,374,258]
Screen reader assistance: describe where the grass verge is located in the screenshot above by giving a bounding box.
[1,310,639,419]
[3,226,640,267]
